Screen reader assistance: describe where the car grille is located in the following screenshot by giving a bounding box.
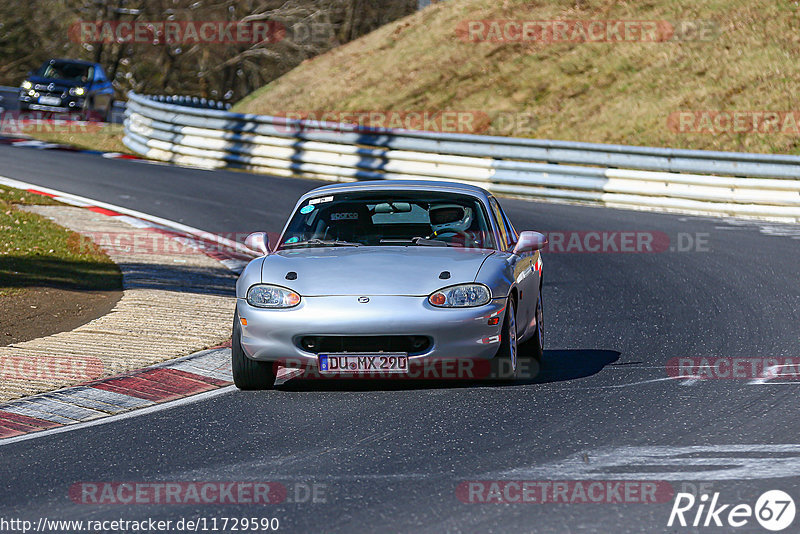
[33,85,67,98]
[298,335,431,355]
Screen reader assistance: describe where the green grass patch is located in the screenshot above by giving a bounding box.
[0,187,121,297]
[21,123,130,155]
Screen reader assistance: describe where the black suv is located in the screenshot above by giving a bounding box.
[19,59,114,121]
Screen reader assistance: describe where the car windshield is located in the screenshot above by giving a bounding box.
[36,62,92,83]
[279,191,496,250]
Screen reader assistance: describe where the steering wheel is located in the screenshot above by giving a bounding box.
[428,229,477,247]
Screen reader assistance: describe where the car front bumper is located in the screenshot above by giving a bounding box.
[236,295,506,368]
[19,94,85,113]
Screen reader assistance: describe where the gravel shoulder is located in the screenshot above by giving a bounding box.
[1,287,120,347]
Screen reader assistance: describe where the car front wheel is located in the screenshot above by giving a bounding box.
[494,297,519,381]
[520,290,544,362]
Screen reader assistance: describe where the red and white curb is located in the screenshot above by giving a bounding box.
[0,347,233,441]
[0,176,269,443]
[0,175,256,273]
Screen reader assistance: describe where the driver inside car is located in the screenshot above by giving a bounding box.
[428,204,482,248]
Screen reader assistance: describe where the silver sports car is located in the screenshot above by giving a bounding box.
[233,180,546,389]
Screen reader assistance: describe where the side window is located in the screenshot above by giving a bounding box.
[499,206,518,246]
[488,197,509,251]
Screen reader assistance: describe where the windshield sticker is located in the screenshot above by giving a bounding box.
[285,236,300,244]
[309,196,334,205]
[300,205,315,214]
[331,212,358,221]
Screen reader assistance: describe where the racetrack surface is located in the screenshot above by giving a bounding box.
[1,144,799,533]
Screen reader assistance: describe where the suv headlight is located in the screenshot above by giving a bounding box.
[21,80,32,90]
[69,87,86,96]
[247,284,301,308]
[428,284,491,308]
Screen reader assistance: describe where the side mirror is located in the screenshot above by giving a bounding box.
[513,231,547,255]
[244,232,270,255]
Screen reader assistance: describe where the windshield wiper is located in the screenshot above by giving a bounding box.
[411,237,449,247]
[282,239,362,248]
[379,237,448,247]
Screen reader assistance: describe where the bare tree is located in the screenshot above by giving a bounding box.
[0,0,418,101]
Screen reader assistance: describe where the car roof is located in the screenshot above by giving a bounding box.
[301,180,491,200]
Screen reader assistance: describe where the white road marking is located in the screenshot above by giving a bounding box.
[113,215,152,228]
[0,385,237,447]
[592,376,691,389]
[678,376,704,386]
[749,364,799,385]
[53,196,93,207]
[11,140,59,149]
[494,445,800,481]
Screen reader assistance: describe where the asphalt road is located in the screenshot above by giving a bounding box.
[1,144,799,533]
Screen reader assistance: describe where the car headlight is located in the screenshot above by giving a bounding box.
[428,284,491,308]
[69,87,86,96]
[21,80,32,90]
[246,284,301,308]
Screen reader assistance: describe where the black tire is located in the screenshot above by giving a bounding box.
[520,289,544,362]
[494,298,519,381]
[232,311,276,390]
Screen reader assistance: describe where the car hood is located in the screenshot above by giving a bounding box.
[260,246,495,296]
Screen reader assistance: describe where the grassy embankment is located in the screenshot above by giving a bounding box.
[235,0,800,155]
[0,187,120,298]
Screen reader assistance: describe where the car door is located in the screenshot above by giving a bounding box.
[490,197,537,339]
[90,66,113,112]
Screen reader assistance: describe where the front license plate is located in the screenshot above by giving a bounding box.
[39,96,61,106]
[319,353,409,375]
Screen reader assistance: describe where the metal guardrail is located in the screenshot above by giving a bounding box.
[123,91,800,222]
